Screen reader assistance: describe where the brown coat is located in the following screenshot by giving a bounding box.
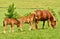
[34,10,56,29]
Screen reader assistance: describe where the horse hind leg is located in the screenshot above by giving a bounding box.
[29,22,36,31]
[35,21,39,29]
[47,19,50,28]
[42,21,45,29]
[19,24,23,31]
[3,21,6,33]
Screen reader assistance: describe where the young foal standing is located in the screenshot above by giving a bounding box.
[18,13,35,30]
[3,18,20,33]
[34,10,56,29]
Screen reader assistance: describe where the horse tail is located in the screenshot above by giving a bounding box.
[3,21,5,27]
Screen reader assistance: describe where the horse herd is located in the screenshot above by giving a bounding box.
[3,10,56,33]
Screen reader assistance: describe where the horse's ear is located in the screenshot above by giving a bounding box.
[53,16,56,21]
[32,11,36,14]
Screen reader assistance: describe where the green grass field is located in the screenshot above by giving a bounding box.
[0,0,60,39]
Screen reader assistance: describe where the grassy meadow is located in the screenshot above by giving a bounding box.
[0,0,60,39]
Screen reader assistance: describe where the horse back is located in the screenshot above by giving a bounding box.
[35,10,53,21]
[3,18,19,25]
[18,16,26,23]
[26,13,35,22]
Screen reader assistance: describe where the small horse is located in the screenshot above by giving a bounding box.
[34,10,56,29]
[18,13,35,30]
[3,18,20,33]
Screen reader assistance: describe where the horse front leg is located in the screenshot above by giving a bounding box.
[47,19,50,28]
[17,23,23,31]
[42,21,45,29]
[35,20,39,29]
[10,24,14,32]
[20,24,23,31]
[29,22,32,31]
[29,21,36,30]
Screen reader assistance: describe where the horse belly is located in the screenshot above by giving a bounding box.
[40,17,48,21]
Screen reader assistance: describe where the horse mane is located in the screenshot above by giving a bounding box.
[50,14,56,22]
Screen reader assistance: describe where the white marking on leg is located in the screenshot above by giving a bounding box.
[3,30,6,33]
[12,30,14,32]
[29,26,32,31]
[20,28,23,31]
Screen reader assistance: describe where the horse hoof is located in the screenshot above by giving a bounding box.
[42,28,44,29]
[20,28,23,31]
[3,31,6,33]
[9,30,11,32]
[29,28,32,31]
[12,30,14,32]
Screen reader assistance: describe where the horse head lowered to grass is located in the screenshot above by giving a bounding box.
[33,10,56,29]
[17,13,35,30]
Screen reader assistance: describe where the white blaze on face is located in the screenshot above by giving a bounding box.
[53,16,56,21]
[53,15,56,21]
[35,17,38,19]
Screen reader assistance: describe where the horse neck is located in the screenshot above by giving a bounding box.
[50,16,54,22]
[14,18,19,24]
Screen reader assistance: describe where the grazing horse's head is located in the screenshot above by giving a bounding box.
[51,17,56,28]
[16,22,20,27]
[15,19,20,27]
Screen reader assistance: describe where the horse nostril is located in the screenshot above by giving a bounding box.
[52,25,56,29]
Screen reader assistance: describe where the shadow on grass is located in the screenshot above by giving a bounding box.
[37,28,48,30]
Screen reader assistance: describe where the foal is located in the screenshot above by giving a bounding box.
[18,13,35,30]
[3,18,20,33]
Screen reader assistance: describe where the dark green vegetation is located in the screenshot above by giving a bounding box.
[5,3,19,19]
[0,0,60,39]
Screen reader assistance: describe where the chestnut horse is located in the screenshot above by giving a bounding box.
[3,18,20,33]
[34,10,56,29]
[18,13,35,30]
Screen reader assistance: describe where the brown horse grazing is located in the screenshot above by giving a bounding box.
[3,18,20,33]
[18,13,35,30]
[34,10,56,29]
